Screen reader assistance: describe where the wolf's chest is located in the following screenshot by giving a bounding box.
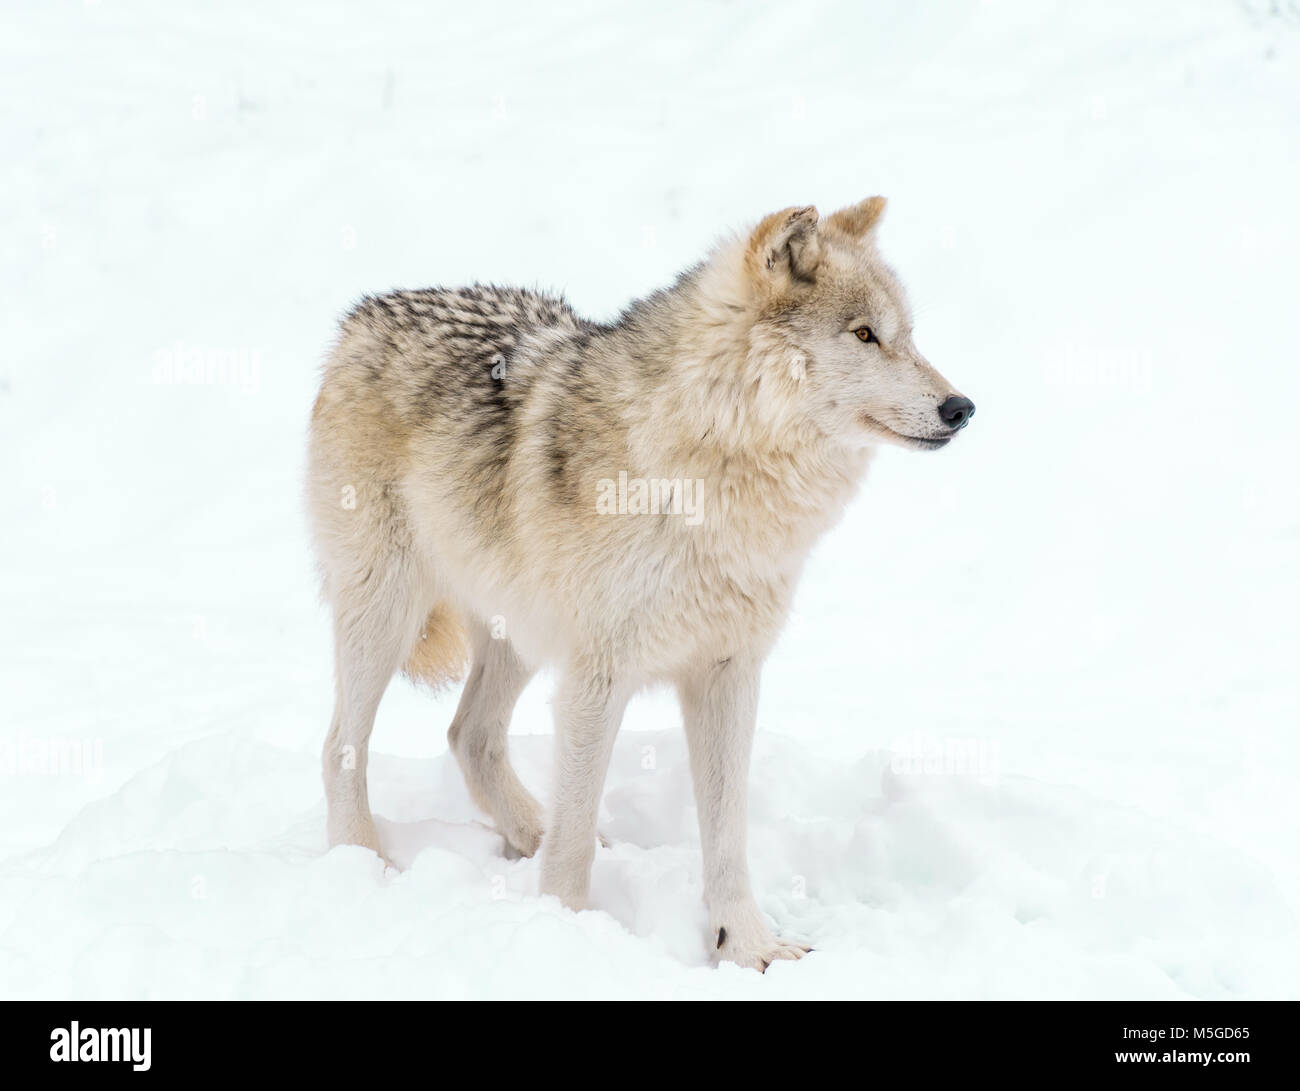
[605,518,804,660]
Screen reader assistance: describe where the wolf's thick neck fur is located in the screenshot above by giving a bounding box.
[585,235,873,568]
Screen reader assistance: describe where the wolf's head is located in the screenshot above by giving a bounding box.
[735,199,974,451]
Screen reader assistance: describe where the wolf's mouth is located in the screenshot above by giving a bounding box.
[859,414,953,450]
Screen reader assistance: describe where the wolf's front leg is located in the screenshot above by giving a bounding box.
[679,656,811,972]
[539,667,629,910]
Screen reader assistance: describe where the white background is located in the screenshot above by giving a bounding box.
[2,0,1298,998]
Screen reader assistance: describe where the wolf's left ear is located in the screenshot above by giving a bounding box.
[826,196,887,240]
[747,205,822,286]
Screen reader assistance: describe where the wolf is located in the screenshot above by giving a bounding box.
[306,197,975,971]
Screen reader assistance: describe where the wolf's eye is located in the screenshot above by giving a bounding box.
[854,326,878,344]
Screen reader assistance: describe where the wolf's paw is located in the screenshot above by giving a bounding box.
[718,933,812,973]
[712,908,812,973]
[498,805,545,860]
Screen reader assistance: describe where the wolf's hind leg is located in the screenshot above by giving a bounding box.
[322,554,428,857]
[447,619,543,857]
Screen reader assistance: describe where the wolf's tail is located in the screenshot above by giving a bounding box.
[402,603,470,690]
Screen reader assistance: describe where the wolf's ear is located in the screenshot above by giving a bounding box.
[747,205,822,286]
[826,196,887,240]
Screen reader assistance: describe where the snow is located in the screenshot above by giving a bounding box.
[3,0,1298,998]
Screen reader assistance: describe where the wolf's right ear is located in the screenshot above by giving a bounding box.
[746,205,822,288]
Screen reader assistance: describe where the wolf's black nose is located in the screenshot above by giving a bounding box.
[938,395,975,430]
